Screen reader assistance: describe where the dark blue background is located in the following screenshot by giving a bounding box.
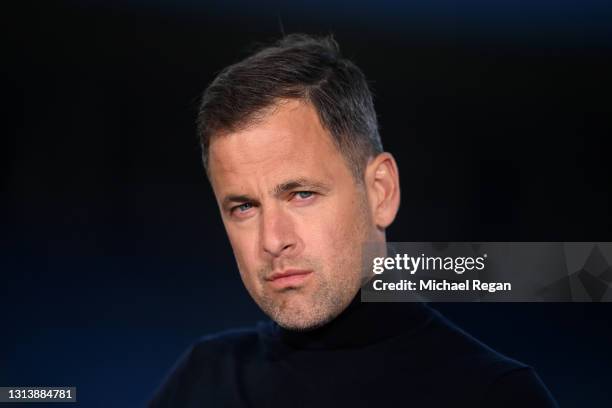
[3,1,612,406]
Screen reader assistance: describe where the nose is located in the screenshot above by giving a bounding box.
[260,205,297,258]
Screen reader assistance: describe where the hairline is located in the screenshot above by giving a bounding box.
[203,97,373,185]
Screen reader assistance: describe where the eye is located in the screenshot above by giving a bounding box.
[232,202,253,214]
[293,191,315,200]
[238,203,252,211]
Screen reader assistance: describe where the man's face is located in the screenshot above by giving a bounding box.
[208,100,376,330]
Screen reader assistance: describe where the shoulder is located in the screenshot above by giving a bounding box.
[189,326,261,360]
[481,366,559,407]
[414,307,558,406]
[407,306,528,374]
[148,326,262,408]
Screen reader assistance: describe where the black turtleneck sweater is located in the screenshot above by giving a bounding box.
[149,295,558,407]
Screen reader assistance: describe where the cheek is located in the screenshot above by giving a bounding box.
[305,197,367,261]
[330,195,371,259]
[225,225,260,281]
[299,200,347,250]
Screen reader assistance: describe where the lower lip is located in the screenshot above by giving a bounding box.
[268,272,312,290]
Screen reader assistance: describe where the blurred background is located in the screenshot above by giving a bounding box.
[3,1,612,406]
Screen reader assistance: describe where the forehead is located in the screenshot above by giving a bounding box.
[208,100,351,194]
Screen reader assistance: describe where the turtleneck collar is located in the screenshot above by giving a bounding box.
[260,289,434,351]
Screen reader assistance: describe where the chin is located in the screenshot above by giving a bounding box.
[270,302,340,332]
[274,314,333,332]
[258,284,357,331]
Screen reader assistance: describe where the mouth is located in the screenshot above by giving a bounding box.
[266,269,313,290]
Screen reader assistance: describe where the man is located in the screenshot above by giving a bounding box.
[150,34,558,407]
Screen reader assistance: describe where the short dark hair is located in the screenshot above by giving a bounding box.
[197,33,383,180]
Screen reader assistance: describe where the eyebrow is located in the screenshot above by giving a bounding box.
[222,194,254,209]
[221,178,331,209]
[271,178,331,197]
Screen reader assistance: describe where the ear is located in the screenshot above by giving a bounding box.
[364,153,401,230]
